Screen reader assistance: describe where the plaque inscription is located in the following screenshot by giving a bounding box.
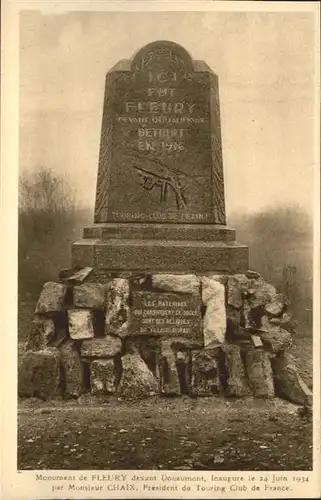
[130,292,202,341]
[94,40,226,225]
[107,42,213,224]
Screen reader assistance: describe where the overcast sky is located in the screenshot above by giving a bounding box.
[20,9,316,217]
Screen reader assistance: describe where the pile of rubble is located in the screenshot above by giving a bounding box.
[18,268,312,406]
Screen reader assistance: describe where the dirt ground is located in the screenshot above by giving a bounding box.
[18,396,312,471]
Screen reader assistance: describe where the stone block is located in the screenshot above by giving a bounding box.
[90,359,116,395]
[251,335,264,348]
[227,274,249,309]
[269,312,294,332]
[35,282,67,315]
[60,340,83,398]
[159,340,181,396]
[265,293,287,317]
[64,267,93,285]
[260,325,292,354]
[68,309,94,340]
[190,350,220,397]
[152,274,200,295]
[81,336,122,358]
[202,277,226,346]
[246,278,277,309]
[124,337,160,377]
[26,316,55,351]
[18,348,60,400]
[117,354,158,399]
[244,348,275,398]
[105,278,129,338]
[272,352,312,406]
[73,283,106,309]
[206,274,229,286]
[221,344,251,397]
[245,270,261,279]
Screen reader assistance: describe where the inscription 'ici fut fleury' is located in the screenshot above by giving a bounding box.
[118,86,202,153]
[93,40,228,225]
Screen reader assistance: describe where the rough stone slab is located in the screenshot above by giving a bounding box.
[125,337,160,377]
[244,348,275,398]
[202,277,226,346]
[159,340,181,396]
[260,325,292,354]
[269,312,294,331]
[190,350,220,397]
[247,278,277,309]
[65,267,93,285]
[60,340,83,398]
[152,274,200,295]
[68,309,94,340]
[245,270,261,279]
[90,359,116,395]
[251,335,264,348]
[206,274,228,286]
[81,336,122,358]
[227,275,249,309]
[18,348,60,400]
[105,278,129,338]
[272,352,312,406]
[221,344,251,397]
[118,354,158,399]
[73,283,106,309]
[265,293,287,317]
[26,316,55,351]
[35,282,67,315]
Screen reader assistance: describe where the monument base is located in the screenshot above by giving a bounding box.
[18,270,312,405]
[71,223,249,274]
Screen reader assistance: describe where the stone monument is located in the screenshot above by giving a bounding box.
[72,40,248,275]
[19,41,312,406]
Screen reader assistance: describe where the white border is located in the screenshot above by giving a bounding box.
[1,1,320,499]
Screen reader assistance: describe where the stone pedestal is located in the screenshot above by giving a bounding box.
[72,223,248,274]
[19,270,303,402]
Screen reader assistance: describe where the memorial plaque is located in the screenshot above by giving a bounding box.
[130,291,203,342]
[94,40,226,225]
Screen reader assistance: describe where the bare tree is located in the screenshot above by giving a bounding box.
[19,167,78,296]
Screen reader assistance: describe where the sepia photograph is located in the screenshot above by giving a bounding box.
[1,1,320,499]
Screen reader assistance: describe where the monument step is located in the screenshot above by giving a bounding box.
[72,238,248,273]
[83,223,236,242]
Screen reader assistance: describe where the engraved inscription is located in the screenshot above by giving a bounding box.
[130,292,202,341]
[94,41,226,224]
